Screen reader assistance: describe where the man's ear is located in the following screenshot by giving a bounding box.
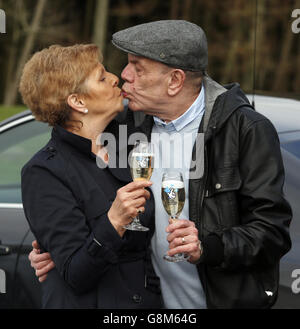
[167,69,186,96]
[67,94,87,114]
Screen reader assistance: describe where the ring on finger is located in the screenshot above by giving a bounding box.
[181,237,186,244]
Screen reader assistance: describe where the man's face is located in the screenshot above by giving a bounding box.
[121,54,169,115]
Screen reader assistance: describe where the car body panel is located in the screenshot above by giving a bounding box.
[247,95,300,133]
[247,95,300,308]
[0,113,50,308]
[0,208,29,245]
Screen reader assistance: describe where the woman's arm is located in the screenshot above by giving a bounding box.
[22,163,151,294]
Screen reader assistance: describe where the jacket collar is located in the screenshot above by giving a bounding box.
[52,125,132,183]
[52,125,93,157]
[201,74,227,134]
[201,75,254,142]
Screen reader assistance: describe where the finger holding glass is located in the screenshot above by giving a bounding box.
[166,219,203,263]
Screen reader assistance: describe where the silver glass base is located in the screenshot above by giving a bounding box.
[163,253,190,262]
[123,220,149,232]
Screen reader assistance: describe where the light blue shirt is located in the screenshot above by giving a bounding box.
[150,86,207,309]
[153,86,205,132]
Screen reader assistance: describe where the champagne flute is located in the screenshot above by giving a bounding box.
[161,171,189,262]
[124,141,154,231]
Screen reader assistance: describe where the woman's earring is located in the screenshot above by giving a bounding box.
[84,109,88,114]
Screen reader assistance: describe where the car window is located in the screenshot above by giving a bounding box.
[0,119,51,203]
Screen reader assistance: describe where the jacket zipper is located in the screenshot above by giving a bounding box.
[197,145,209,240]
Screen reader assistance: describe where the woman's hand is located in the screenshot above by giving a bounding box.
[28,240,55,282]
[166,218,203,263]
[108,180,152,236]
[28,181,152,280]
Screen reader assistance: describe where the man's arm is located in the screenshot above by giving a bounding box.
[166,118,292,268]
[218,118,292,269]
[29,240,54,282]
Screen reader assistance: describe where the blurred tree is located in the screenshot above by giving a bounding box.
[110,0,159,17]
[273,20,295,92]
[92,0,109,56]
[182,0,193,21]
[170,0,180,19]
[222,0,245,84]
[256,0,268,91]
[4,0,47,105]
[294,26,300,90]
[0,0,299,108]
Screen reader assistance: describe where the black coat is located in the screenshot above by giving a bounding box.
[137,76,292,308]
[21,125,162,309]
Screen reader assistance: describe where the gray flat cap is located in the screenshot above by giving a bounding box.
[112,20,208,72]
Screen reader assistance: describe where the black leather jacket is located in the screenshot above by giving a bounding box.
[137,75,292,308]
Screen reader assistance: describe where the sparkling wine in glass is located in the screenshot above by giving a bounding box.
[161,171,189,262]
[123,141,154,231]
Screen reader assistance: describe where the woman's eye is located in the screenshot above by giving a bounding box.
[100,77,106,82]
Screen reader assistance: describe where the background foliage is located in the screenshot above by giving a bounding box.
[0,0,299,115]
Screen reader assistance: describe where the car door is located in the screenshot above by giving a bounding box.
[274,131,300,308]
[0,113,51,308]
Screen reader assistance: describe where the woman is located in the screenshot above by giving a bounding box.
[19,44,161,309]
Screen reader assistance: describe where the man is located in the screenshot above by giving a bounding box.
[29,20,292,308]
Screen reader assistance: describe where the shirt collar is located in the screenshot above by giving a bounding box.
[153,84,205,132]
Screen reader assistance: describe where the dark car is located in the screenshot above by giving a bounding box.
[0,111,51,308]
[0,96,299,308]
[247,95,300,308]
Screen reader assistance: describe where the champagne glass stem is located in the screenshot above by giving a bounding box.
[166,215,188,262]
[131,214,140,226]
[170,215,177,223]
[123,212,149,232]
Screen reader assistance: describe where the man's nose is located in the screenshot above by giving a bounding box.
[121,64,133,82]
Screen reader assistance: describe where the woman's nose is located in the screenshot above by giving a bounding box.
[110,73,119,87]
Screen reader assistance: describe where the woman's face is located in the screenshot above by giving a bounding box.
[82,63,124,118]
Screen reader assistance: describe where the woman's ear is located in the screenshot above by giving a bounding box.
[67,94,88,114]
[167,69,186,96]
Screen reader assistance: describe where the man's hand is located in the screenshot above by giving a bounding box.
[28,240,55,282]
[166,219,202,264]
